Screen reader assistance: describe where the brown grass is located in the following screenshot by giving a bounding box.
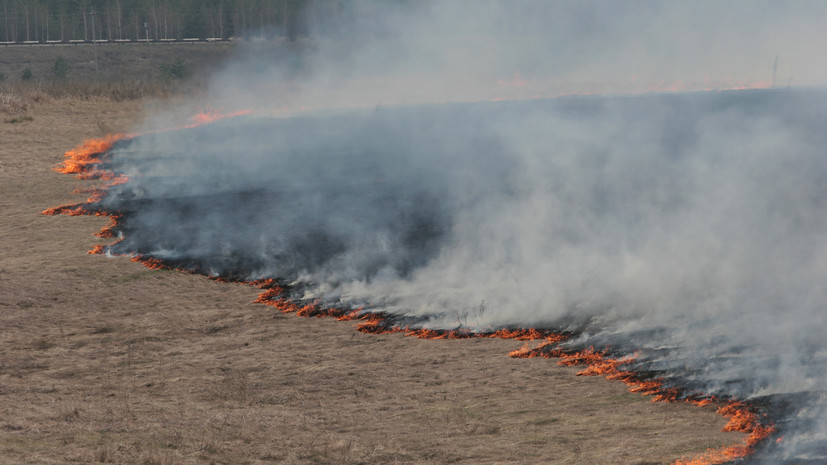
[0,95,745,465]
[20,81,174,101]
[0,92,33,114]
[0,42,233,84]
[0,42,235,104]
[1,77,179,106]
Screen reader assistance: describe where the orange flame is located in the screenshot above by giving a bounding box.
[93,214,122,239]
[672,403,777,465]
[70,234,779,465]
[41,134,131,223]
[253,286,567,343]
[54,133,130,180]
[88,244,106,255]
[130,255,173,270]
[185,108,251,128]
[43,108,252,251]
[510,342,775,464]
[251,291,774,465]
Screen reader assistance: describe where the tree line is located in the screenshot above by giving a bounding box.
[0,0,344,43]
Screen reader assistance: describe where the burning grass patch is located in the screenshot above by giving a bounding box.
[41,93,802,465]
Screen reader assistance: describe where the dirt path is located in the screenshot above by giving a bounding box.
[0,98,742,464]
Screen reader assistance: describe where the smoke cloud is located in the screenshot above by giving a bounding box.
[181,0,827,114]
[97,2,827,462]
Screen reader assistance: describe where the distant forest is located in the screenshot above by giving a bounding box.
[0,0,355,43]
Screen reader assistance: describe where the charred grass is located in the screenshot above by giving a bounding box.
[0,94,748,464]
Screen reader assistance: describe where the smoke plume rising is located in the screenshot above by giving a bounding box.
[94,2,827,462]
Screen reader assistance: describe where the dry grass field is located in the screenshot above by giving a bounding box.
[0,86,745,464]
[0,42,234,84]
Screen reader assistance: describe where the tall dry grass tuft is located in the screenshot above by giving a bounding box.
[1,79,180,109]
[34,81,175,101]
[0,92,32,115]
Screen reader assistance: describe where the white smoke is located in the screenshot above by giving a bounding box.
[106,2,827,462]
[175,0,827,116]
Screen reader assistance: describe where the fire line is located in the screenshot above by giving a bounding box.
[43,116,777,465]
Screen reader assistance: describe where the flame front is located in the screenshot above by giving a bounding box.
[45,106,779,464]
[252,287,775,464]
[54,134,129,180]
[42,109,250,245]
[186,108,252,128]
[41,134,131,221]
[510,341,775,464]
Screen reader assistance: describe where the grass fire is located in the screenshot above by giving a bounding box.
[9,1,827,464]
[43,85,827,464]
